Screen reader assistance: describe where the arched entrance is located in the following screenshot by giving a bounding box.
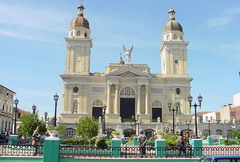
[92,100,103,119]
[120,87,136,121]
[124,128,135,137]
[152,100,162,122]
[144,128,155,139]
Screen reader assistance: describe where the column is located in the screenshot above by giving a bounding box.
[114,84,119,114]
[83,85,88,114]
[44,137,61,162]
[145,85,149,114]
[68,87,72,113]
[155,139,166,157]
[137,85,141,114]
[106,84,111,114]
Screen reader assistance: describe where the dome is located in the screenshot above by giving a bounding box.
[69,4,90,30]
[163,8,183,33]
[70,16,89,30]
[164,20,183,32]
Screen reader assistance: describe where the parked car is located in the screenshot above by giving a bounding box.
[200,156,240,162]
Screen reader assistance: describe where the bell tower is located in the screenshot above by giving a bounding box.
[65,4,93,75]
[160,9,188,76]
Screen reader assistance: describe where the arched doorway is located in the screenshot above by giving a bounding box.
[124,128,135,137]
[144,129,155,139]
[66,128,76,138]
[120,87,136,122]
[105,128,116,138]
[92,100,103,119]
[152,100,162,122]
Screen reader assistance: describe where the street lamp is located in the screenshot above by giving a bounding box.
[32,104,37,114]
[102,105,106,134]
[208,120,211,137]
[186,121,191,137]
[14,98,19,134]
[137,116,141,136]
[132,115,137,135]
[168,102,179,134]
[188,95,203,138]
[44,112,48,124]
[53,93,59,127]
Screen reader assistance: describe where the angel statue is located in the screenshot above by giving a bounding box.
[123,45,134,64]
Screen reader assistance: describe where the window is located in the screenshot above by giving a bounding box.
[72,100,78,114]
[93,100,103,107]
[84,32,87,37]
[173,34,177,40]
[166,35,169,40]
[77,30,80,36]
[152,101,162,107]
[120,87,135,97]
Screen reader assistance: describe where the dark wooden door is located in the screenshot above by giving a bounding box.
[92,107,102,119]
[120,98,135,119]
[152,108,162,122]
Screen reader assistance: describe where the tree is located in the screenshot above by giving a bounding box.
[75,117,99,139]
[18,114,47,137]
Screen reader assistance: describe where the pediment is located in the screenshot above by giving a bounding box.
[107,66,150,77]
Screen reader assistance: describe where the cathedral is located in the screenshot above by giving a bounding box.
[59,4,192,136]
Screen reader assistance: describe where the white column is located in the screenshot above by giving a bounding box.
[137,85,141,114]
[145,85,149,114]
[114,85,119,114]
[106,84,111,114]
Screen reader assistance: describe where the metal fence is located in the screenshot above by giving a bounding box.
[59,145,193,158]
[0,144,44,156]
[59,145,240,159]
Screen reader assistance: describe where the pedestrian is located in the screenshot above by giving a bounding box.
[32,126,40,155]
[177,131,186,157]
[138,130,147,158]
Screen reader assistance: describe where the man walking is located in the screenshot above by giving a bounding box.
[138,130,147,158]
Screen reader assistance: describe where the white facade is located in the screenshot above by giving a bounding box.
[0,85,15,133]
[202,112,220,123]
[220,104,233,123]
[233,93,240,106]
[59,5,193,134]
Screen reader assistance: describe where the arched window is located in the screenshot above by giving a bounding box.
[2,104,4,110]
[152,101,162,107]
[120,87,135,97]
[72,100,78,114]
[180,35,183,40]
[92,100,103,107]
[173,34,177,40]
[216,129,223,135]
[71,31,73,37]
[77,30,80,36]
[84,32,87,38]
[6,105,8,112]
[166,35,169,40]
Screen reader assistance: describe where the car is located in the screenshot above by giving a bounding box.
[199,156,240,162]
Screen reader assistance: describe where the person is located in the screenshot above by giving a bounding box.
[178,131,186,157]
[32,126,40,155]
[138,130,147,158]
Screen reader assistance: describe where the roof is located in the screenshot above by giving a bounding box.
[164,20,183,32]
[0,84,15,93]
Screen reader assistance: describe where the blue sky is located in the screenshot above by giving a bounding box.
[0,0,239,118]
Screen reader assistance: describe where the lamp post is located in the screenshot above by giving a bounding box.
[53,93,59,127]
[132,115,137,135]
[168,102,179,134]
[102,105,106,134]
[188,95,203,138]
[32,104,37,114]
[186,121,191,137]
[137,116,141,136]
[14,98,19,134]
[44,112,48,124]
[208,120,211,137]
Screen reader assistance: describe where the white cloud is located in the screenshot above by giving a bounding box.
[223,7,240,15]
[206,16,231,29]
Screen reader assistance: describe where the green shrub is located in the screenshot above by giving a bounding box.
[111,131,120,135]
[160,132,178,147]
[61,138,90,145]
[96,138,108,149]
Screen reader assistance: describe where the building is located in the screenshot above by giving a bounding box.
[202,111,220,123]
[59,4,192,135]
[233,93,240,106]
[0,85,15,133]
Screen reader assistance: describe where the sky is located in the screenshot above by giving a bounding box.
[0,0,239,119]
